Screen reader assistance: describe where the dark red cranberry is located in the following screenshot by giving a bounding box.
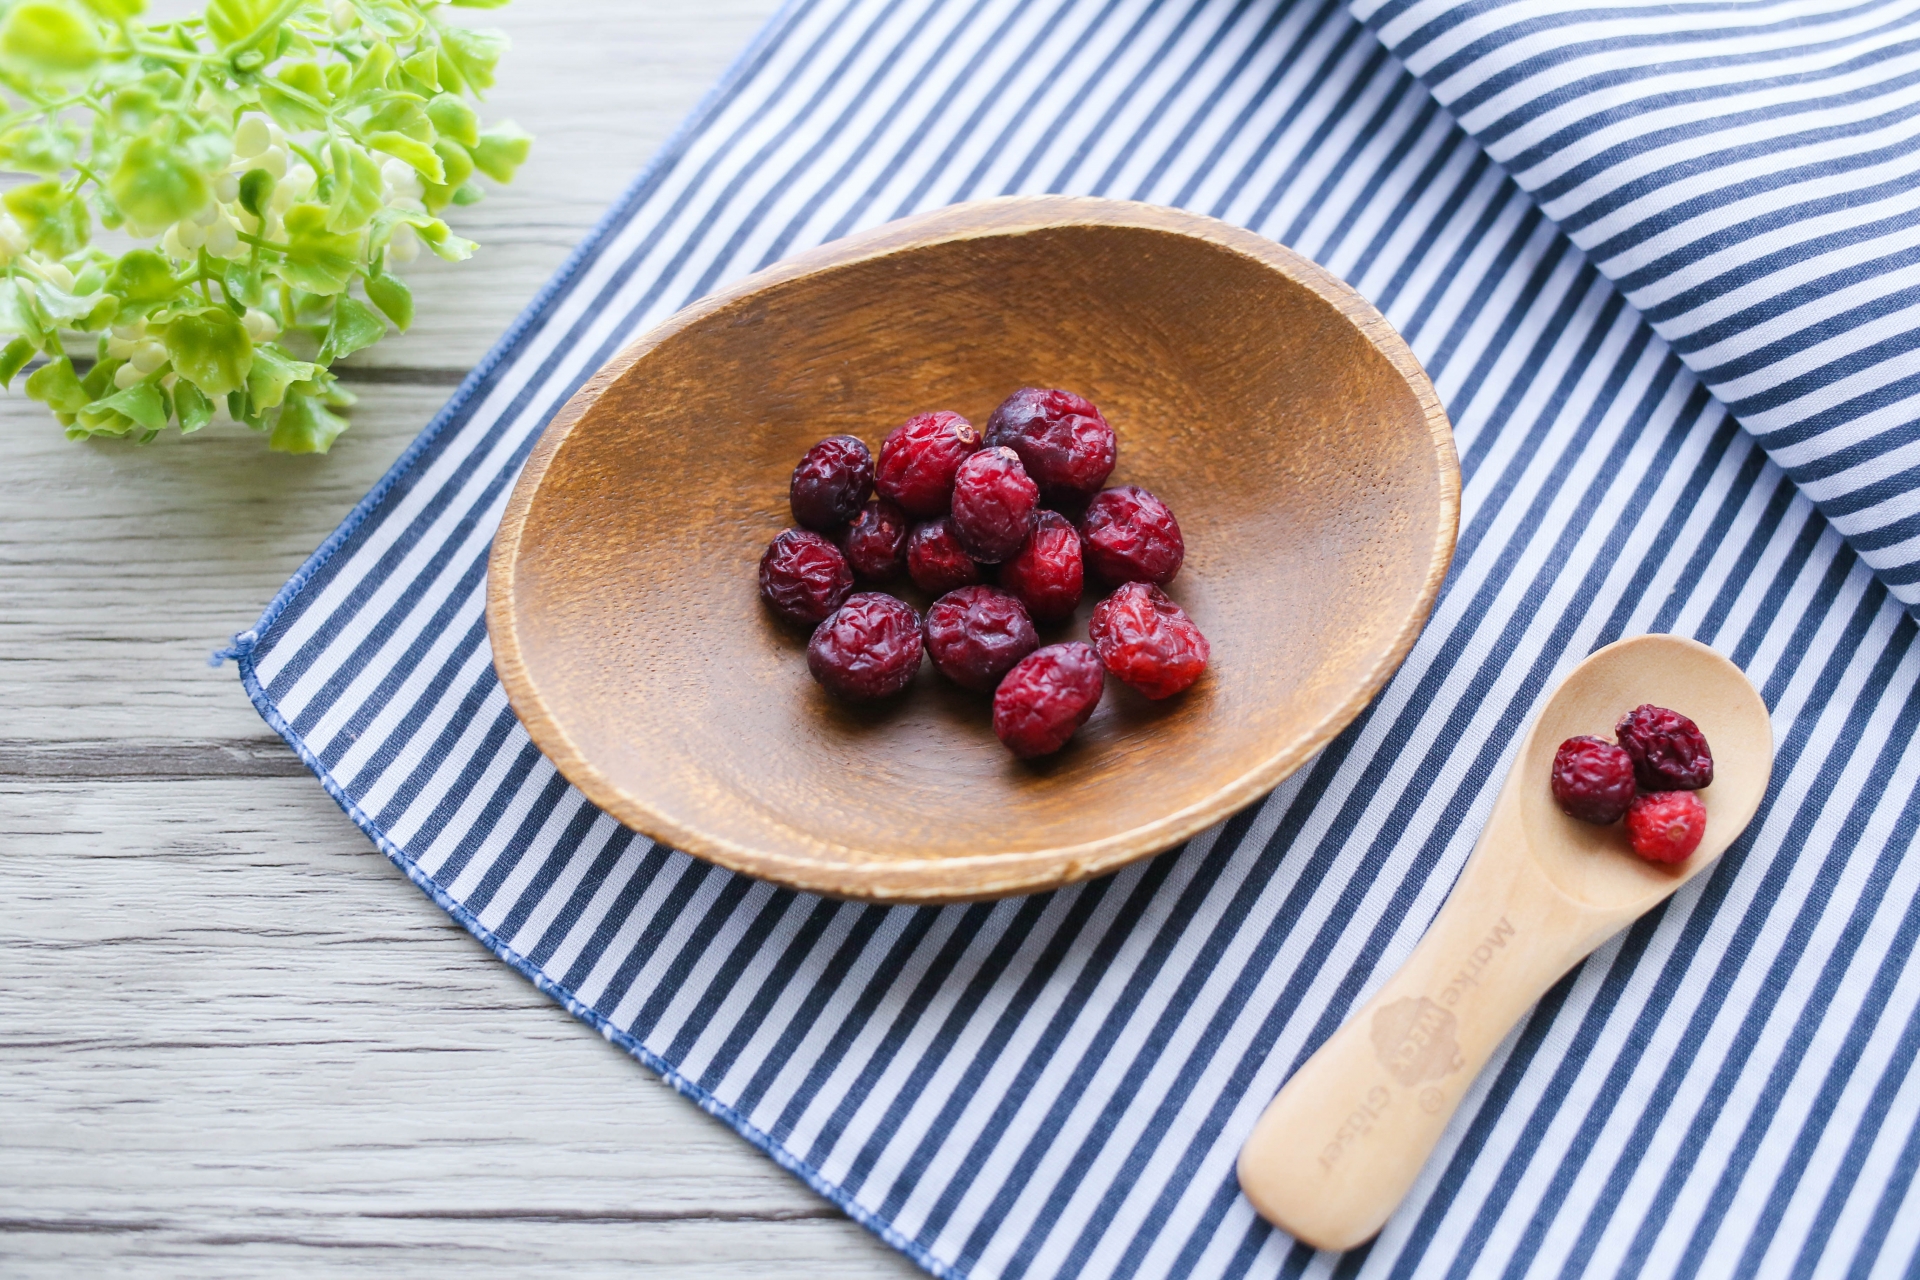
[923,586,1039,693]
[1000,510,1084,623]
[949,446,1039,563]
[1626,791,1707,864]
[807,592,923,700]
[906,518,984,594]
[789,435,873,531]
[875,410,982,517]
[759,528,853,626]
[843,498,909,581]
[1088,582,1209,699]
[1550,735,1637,824]
[984,387,1116,502]
[1615,704,1714,791]
[1081,485,1184,586]
[992,642,1105,758]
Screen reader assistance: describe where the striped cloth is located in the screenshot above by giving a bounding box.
[1353,0,1920,614]
[226,0,1920,1274]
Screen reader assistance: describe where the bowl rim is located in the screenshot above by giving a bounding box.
[486,194,1461,903]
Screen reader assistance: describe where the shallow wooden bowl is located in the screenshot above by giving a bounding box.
[487,196,1459,902]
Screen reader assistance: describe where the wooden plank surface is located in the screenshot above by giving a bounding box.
[0,0,923,1273]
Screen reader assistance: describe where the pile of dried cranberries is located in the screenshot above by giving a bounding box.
[758,388,1210,758]
[1551,704,1713,864]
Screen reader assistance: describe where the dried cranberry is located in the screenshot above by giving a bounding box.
[843,498,910,581]
[1000,510,1084,623]
[1550,735,1637,824]
[1088,582,1209,699]
[1615,704,1714,791]
[906,518,984,594]
[875,410,982,517]
[984,387,1116,502]
[807,592,923,700]
[949,446,1039,563]
[789,435,873,531]
[993,642,1105,758]
[923,586,1039,693]
[759,528,853,626]
[1625,791,1707,865]
[1081,485,1184,586]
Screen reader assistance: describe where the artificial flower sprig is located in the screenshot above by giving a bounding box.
[0,0,528,452]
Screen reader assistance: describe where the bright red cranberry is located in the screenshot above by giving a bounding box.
[875,410,981,517]
[984,387,1116,501]
[789,435,873,531]
[1615,704,1714,791]
[1550,735,1637,824]
[759,528,853,626]
[1088,582,1209,699]
[843,498,909,581]
[1625,791,1707,865]
[949,446,1039,563]
[1000,510,1084,623]
[1081,485,1183,586]
[906,518,984,594]
[992,642,1105,758]
[807,592,923,700]
[923,586,1039,693]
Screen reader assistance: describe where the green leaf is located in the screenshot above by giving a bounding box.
[425,94,478,147]
[354,0,418,39]
[270,388,348,452]
[0,121,80,175]
[108,137,209,235]
[450,181,483,206]
[325,137,383,232]
[367,131,443,183]
[79,354,117,399]
[367,94,432,142]
[204,0,271,48]
[237,169,274,218]
[447,0,509,8]
[344,39,397,99]
[258,81,329,133]
[400,48,439,91]
[319,292,385,362]
[95,379,169,431]
[0,278,50,347]
[222,260,265,308]
[0,337,34,387]
[275,203,359,294]
[25,357,88,414]
[105,250,179,309]
[276,58,331,103]
[469,122,530,183]
[172,378,213,432]
[246,342,314,410]
[0,0,101,75]
[80,0,146,18]
[363,270,411,330]
[35,283,104,324]
[165,306,254,397]
[439,25,506,93]
[5,181,90,257]
[433,136,474,187]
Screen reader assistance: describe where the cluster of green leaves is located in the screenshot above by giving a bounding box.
[0,0,528,451]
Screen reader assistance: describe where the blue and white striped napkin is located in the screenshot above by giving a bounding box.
[228,0,1920,1275]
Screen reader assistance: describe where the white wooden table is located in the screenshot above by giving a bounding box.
[0,3,920,1273]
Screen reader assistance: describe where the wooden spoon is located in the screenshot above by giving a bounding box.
[1236,634,1772,1252]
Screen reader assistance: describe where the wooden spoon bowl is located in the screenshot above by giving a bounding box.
[1237,634,1774,1250]
[486,196,1459,902]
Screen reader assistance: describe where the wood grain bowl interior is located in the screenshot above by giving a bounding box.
[487,196,1459,902]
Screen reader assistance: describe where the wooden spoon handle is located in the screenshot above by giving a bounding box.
[1236,849,1611,1251]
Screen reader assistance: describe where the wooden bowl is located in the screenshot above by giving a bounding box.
[486,196,1459,903]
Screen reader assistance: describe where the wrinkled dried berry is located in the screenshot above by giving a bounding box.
[843,498,910,581]
[949,446,1039,563]
[1550,735,1637,824]
[1615,704,1714,791]
[875,410,982,517]
[789,435,873,531]
[1081,485,1184,586]
[1625,791,1707,865]
[924,586,1039,692]
[906,518,984,595]
[1000,510,1084,624]
[1089,582,1210,699]
[984,387,1116,502]
[807,593,923,700]
[993,642,1105,758]
[759,528,853,626]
